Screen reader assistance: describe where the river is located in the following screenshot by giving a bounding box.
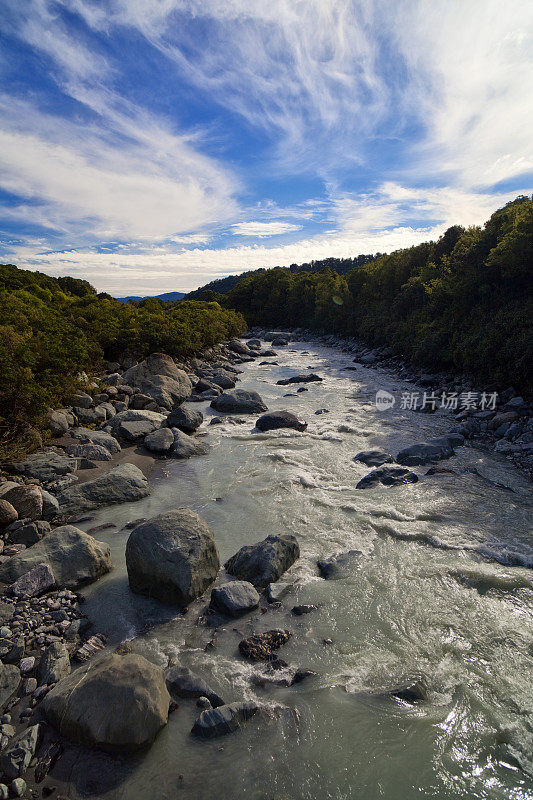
[70,339,533,800]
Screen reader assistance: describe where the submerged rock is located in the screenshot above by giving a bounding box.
[276,374,322,385]
[0,526,112,589]
[356,466,418,489]
[57,463,150,515]
[211,390,267,414]
[42,653,170,752]
[126,509,220,604]
[396,434,463,466]
[210,580,260,617]
[353,450,394,467]
[165,665,224,707]
[191,701,259,738]
[256,410,307,433]
[239,629,291,660]
[317,550,363,579]
[225,533,300,588]
[170,428,209,459]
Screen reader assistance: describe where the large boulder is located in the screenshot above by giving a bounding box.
[211,390,267,415]
[42,653,170,752]
[7,451,78,485]
[69,428,121,455]
[191,702,259,739]
[170,429,209,459]
[208,370,237,390]
[210,580,260,617]
[165,666,224,707]
[108,410,166,442]
[144,428,175,454]
[122,353,192,410]
[167,405,203,433]
[0,526,112,589]
[57,463,150,516]
[256,411,307,433]
[3,485,42,521]
[356,466,418,489]
[396,436,456,466]
[126,509,220,605]
[228,339,252,356]
[225,534,300,588]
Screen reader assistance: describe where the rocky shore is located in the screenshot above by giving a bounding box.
[0,331,530,798]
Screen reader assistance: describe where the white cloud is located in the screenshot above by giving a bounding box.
[231,221,301,237]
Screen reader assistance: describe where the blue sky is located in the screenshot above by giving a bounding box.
[0,0,532,295]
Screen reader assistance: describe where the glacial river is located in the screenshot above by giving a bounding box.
[71,339,532,800]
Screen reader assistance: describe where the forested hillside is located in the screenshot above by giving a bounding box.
[0,265,245,451]
[224,197,533,393]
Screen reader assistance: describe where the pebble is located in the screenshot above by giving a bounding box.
[19,657,35,673]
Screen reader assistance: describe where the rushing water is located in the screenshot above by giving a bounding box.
[72,340,532,800]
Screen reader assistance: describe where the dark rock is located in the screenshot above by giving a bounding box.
[165,666,224,707]
[356,466,418,489]
[0,724,41,778]
[126,509,220,605]
[210,581,260,617]
[353,450,394,467]
[317,550,363,579]
[238,629,291,661]
[9,563,55,598]
[211,390,267,414]
[64,443,112,462]
[276,374,322,386]
[225,533,300,588]
[396,435,459,466]
[0,665,20,712]
[228,339,252,355]
[291,604,318,615]
[170,429,209,459]
[191,701,259,738]
[256,411,307,433]
[167,405,203,433]
[39,642,71,685]
[143,427,175,453]
[8,520,50,547]
[0,500,17,529]
[108,410,166,441]
[2,485,42,521]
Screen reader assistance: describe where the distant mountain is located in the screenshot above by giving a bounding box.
[115,291,185,303]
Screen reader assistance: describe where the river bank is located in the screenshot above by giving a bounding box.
[0,335,531,800]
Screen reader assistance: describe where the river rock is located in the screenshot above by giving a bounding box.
[225,534,300,588]
[9,563,55,598]
[0,724,41,778]
[8,520,50,546]
[171,429,209,459]
[209,370,237,390]
[2,486,42,521]
[69,427,122,455]
[144,427,175,453]
[228,339,252,355]
[396,435,460,466]
[57,463,150,515]
[0,500,17,528]
[191,702,259,738]
[64,443,112,461]
[238,630,291,660]
[167,405,203,432]
[0,527,111,589]
[122,353,192,409]
[48,410,69,437]
[39,642,71,685]
[256,411,307,433]
[42,653,170,752]
[353,450,394,467]
[165,666,224,707]
[211,390,268,414]
[108,409,166,441]
[40,489,60,520]
[126,509,220,604]
[276,374,322,385]
[271,337,288,347]
[317,550,363,579]
[356,466,418,489]
[210,581,260,617]
[0,665,20,712]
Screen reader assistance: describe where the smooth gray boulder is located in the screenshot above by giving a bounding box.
[356,466,418,489]
[69,428,121,455]
[122,353,192,409]
[191,702,259,739]
[256,411,307,433]
[48,410,69,437]
[225,534,300,588]
[108,410,166,442]
[64,443,112,462]
[42,653,170,752]
[57,463,150,515]
[0,665,20,712]
[2,485,42,521]
[167,404,203,433]
[210,581,260,617]
[396,437,455,466]
[0,724,41,779]
[165,666,224,707]
[0,526,112,589]
[171,429,209,459]
[126,509,220,604]
[228,339,252,356]
[144,428,175,453]
[353,450,394,467]
[211,390,267,414]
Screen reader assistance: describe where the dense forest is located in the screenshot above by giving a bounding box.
[0,265,245,453]
[223,197,532,394]
[184,253,378,301]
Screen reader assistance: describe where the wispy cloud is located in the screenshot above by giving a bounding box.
[231,221,301,237]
